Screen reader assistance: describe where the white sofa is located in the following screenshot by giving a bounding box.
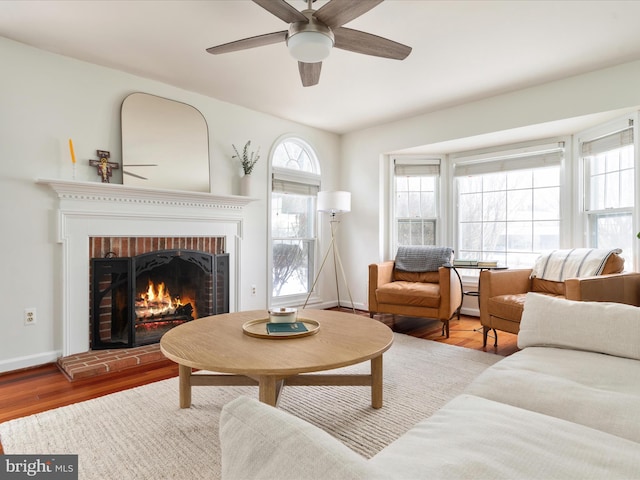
[219,293,640,479]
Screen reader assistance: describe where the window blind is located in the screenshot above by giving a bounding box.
[393,158,440,176]
[581,126,634,157]
[453,144,564,177]
[272,169,320,196]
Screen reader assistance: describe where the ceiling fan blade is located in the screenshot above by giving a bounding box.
[333,27,411,60]
[206,31,287,55]
[314,0,383,29]
[252,0,308,24]
[298,62,321,87]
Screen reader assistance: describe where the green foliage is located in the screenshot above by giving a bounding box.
[232,140,260,175]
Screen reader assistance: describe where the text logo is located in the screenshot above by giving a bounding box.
[1,455,78,479]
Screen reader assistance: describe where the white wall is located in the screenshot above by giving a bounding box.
[340,60,640,311]
[0,37,340,372]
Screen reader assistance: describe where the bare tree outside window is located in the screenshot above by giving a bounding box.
[395,174,437,247]
[272,241,307,296]
[584,144,635,266]
[457,166,560,267]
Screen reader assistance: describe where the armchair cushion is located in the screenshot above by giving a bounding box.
[393,270,440,283]
[486,294,528,322]
[530,278,565,295]
[376,281,441,308]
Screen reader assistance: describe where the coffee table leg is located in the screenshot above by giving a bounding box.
[179,364,192,408]
[258,376,279,407]
[371,355,383,409]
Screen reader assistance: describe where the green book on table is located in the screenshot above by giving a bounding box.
[266,322,309,335]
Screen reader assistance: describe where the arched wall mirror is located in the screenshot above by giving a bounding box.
[121,92,210,192]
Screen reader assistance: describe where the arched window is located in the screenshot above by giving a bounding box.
[271,137,321,302]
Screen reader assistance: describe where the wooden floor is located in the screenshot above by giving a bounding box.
[0,311,517,454]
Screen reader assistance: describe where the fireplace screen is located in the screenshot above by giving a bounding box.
[91,250,229,349]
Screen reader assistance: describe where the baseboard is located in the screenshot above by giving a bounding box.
[461,307,480,317]
[298,300,367,312]
[0,350,61,374]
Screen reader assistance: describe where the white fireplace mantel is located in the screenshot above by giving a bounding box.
[38,178,256,356]
[37,178,255,211]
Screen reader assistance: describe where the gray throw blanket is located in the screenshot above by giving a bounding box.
[394,246,453,272]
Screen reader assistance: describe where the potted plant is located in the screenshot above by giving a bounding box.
[232,141,260,196]
[232,141,260,175]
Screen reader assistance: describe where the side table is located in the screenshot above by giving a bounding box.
[448,265,508,345]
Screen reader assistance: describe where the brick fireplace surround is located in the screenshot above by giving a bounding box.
[59,236,227,381]
[39,179,254,380]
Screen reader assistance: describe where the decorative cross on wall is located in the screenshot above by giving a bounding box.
[89,150,120,183]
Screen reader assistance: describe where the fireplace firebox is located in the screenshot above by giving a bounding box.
[91,249,229,349]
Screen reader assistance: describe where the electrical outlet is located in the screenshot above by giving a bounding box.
[24,307,36,326]
[251,285,257,296]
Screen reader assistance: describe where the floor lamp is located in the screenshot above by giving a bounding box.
[304,191,356,313]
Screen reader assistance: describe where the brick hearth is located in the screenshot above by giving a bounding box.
[57,344,166,381]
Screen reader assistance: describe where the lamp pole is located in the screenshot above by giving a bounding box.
[303,191,355,313]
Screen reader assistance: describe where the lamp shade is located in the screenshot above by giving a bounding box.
[317,191,351,214]
[287,30,333,63]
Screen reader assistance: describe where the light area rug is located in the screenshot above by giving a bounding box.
[0,333,500,479]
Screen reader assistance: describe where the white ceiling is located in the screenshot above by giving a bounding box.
[2,0,640,138]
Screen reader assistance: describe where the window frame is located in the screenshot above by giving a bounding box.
[390,156,442,254]
[268,136,321,307]
[577,115,637,269]
[452,140,566,269]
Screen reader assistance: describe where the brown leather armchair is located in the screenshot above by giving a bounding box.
[479,252,640,347]
[368,261,462,337]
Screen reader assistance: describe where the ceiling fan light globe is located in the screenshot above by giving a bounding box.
[287,31,333,63]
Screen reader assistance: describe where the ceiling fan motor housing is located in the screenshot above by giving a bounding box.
[287,12,335,63]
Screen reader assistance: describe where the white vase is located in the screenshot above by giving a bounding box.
[240,174,253,197]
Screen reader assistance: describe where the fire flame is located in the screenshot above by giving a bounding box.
[135,280,195,319]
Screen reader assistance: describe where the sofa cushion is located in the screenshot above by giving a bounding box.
[370,394,640,479]
[518,292,640,359]
[220,394,640,480]
[375,281,440,308]
[220,396,380,480]
[392,270,440,283]
[465,347,640,443]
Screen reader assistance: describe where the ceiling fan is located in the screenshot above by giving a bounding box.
[206,0,412,87]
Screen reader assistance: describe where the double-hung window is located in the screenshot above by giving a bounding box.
[271,138,321,302]
[453,142,564,268]
[580,119,635,266]
[392,157,440,250]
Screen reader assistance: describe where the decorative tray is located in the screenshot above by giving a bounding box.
[242,318,320,339]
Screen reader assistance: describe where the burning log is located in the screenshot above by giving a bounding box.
[136,303,194,323]
[135,280,197,320]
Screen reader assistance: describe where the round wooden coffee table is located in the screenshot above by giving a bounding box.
[160,309,394,408]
